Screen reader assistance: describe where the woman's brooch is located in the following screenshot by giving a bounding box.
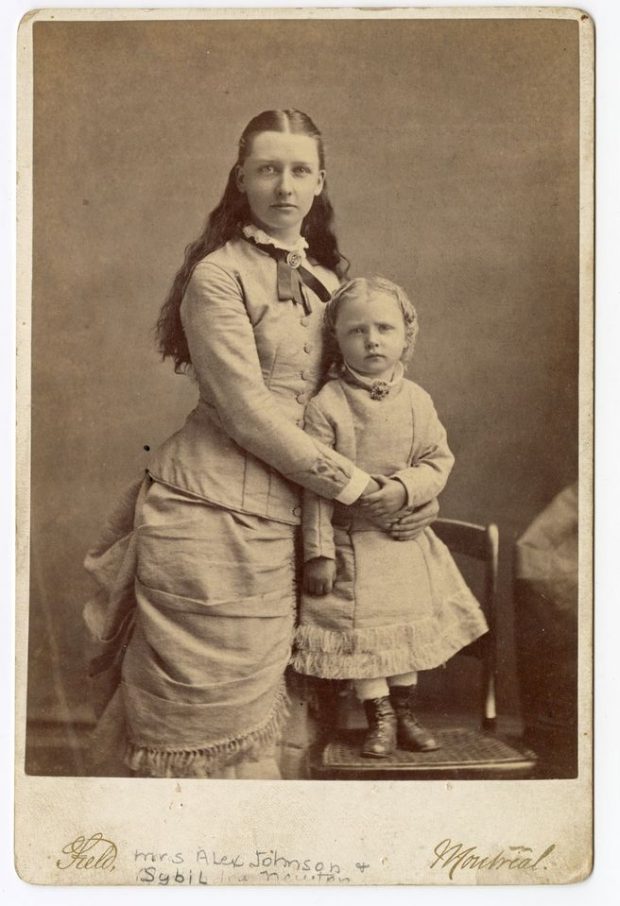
[369,380,391,401]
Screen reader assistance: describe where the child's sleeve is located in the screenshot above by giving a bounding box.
[301,398,337,562]
[391,388,455,508]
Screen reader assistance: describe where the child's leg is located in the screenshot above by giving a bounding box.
[354,677,390,701]
[387,671,418,688]
[353,677,396,759]
[388,672,440,752]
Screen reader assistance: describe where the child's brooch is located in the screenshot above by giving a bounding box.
[369,380,391,401]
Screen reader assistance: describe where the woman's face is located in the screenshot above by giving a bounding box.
[236,131,325,242]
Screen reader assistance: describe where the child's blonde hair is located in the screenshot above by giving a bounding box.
[323,276,419,370]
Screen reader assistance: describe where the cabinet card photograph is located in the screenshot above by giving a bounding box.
[15,5,593,887]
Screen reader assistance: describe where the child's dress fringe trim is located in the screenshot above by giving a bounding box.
[291,594,488,679]
[125,681,290,778]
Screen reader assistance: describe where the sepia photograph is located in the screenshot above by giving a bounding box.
[13,3,595,888]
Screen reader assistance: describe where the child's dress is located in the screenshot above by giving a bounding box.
[291,364,489,679]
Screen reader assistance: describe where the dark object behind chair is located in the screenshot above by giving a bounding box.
[514,484,579,779]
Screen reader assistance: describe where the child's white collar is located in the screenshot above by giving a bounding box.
[243,223,309,255]
[342,361,404,400]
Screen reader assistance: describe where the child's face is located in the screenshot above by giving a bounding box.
[334,293,408,379]
[236,131,325,242]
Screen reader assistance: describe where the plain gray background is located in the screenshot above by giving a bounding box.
[27,17,579,740]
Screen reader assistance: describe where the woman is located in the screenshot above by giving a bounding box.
[84,109,438,778]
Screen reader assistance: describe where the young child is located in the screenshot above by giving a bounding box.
[291,276,489,758]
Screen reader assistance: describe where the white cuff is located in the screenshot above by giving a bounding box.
[334,467,371,505]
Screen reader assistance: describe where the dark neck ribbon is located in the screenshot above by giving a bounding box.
[243,235,332,314]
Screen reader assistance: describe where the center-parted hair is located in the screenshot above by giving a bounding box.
[323,276,419,371]
[156,109,348,372]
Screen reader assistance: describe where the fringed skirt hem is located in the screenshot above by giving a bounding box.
[126,681,290,778]
[291,604,488,679]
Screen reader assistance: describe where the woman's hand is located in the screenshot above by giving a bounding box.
[361,476,381,496]
[365,497,440,540]
[390,497,439,540]
[304,556,336,596]
[358,475,407,519]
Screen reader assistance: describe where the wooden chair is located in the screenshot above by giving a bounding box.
[308,518,537,780]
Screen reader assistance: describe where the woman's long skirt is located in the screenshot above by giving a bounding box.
[84,476,297,778]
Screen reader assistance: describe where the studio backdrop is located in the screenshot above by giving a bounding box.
[25,16,579,773]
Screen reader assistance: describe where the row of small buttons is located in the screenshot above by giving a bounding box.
[293,330,314,516]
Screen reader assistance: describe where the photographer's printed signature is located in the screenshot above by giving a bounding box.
[57,833,117,871]
[430,838,555,880]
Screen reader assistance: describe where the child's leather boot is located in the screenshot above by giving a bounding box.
[361,696,397,758]
[390,685,440,752]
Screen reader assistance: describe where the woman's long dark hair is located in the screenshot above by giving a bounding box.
[156,109,348,371]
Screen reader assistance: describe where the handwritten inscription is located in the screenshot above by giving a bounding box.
[133,847,353,885]
[57,833,117,871]
[430,838,556,880]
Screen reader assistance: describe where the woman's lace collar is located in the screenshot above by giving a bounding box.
[242,223,308,255]
[340,361,404,400]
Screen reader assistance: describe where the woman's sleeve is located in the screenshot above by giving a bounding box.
[181,260,370,503]
[391,389,455,508]
[301,399,337,561]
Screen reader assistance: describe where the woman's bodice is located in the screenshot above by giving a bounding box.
[147,238,365,524]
